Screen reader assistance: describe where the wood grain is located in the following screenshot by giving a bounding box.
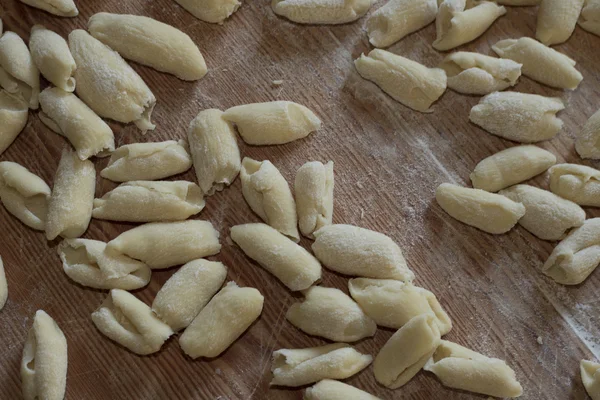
[1,0,599,399]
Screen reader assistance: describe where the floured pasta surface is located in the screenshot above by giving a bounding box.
[536,0,584,45]
[17,0,78,16]
[174,0,241,23]
[576,109,600,159]
[272,0,372,24]
[0,31,40,109]
[581,360,600,400]
[295,161,334,238]
[304,380,381,400]
[29,25,76,92]
[0,90,28,155]
[579,0,600,37]
[497,0,539,4]
[548,164,600,207]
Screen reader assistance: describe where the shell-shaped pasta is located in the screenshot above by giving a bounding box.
[492,37,583,90]
[0,32,40,109]
[17,0,78,17]
[470,145,556,192]
[579,0,600,37]
[436,183,525,234]
[101,140,192,182]
[92,289,173,355]
[469,92,564,143]
[0,90,28,155]
[433,0,506,51]
[536,0,584,45]
[304,380,381,400]
[286,286,377,342]
[188,109,241,195]
[271,343,373,387]
[241,158,299,241]
[581,360,600,400]
[0,256,7,310]
[45,149,95,240]
[354,49,447,112]
[21,310,67,400]
[58,238,151,290]
[295,161,334,238]
[179,281,264,358]
[576,109,600,159]
[0,161,50,230]
[152,259,227,331]
[223,101,321,145]
[88,13,207,81]
[174,0,241,23]
[107,220,221,269]
[272,0,372,24]
[29,25,76,92]
[312,224,414,281]
[496,0,539,4]
[68,30,156,132]
[424,340,523,398]
[367,0,438,48]
[92,181,205,222]
[39,87,114,160]
[440,52,521,95]
[500,185,585,241]
[548,164,600,207]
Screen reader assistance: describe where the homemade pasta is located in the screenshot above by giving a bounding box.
[579,0,600,37]
[295,161,334,238]
[0,90,28,155]
[536,0,584,45]
[304,380,381,400]
[576,109,600,159]
[17,0,78,16]
[581,360,600,400]
[29,25,76,92]
[0,31,40,109]
[272,0,372,24]
[548,164,600,207]
[173,0,241,23]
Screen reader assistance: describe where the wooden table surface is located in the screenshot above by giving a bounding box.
[1,0,599,399]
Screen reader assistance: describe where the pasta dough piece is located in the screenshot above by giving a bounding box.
[548,164,600,207]
[374,314,441,388]
[106,220,221,269]
[223,101,321,145]
[58,238,151,290]
[17,0,78,16]
[492,37,583,90]
[0,32,40,109]
[286,286,377,342]
[500,185,585,241]
[295,161,334,238]
[581,360,600,400]
[88,13,207,81]
[304,380,381,400]
[271,344,373,387]
[179,281,264,358]
[101,140,192,182]
[29,25,76,92]
[312,224,414,281]
[152,259,227,331]
[68,30,155,132]
[0,256,6,310]
[424,340,523,398]
[0,161,50,230]
[174,0,241,23]
[188,109,241,195]
[469,92,564,143]
[496,0,539,4]
[45,149,95,240]
[348,278,452,334]
[536,0,584,45]
[576,109,600,159]
[92,181,205,222]
[39,87,114,160]
[92,289,173,355]
[440,52,521,95]
[354,49,446,112]
[470,145,556,192]
[272,0,372,24]
[436,183,525,234]
[0,90,28,155]
[433,0,506,51]
[21,310,67,400]
[230,223,321,291]
[241,158,299,241]
[579,0,600,36]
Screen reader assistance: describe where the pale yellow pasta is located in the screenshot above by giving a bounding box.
[17,0,78,17]
[29,25,76,92]
[179,281,264,358]
[548,164,600,207]
[174,0,241,23]
[0,256,6,310]
[497,0,539,4]
[536,0,584,45]
[0,31,40,109]
[581,360,600,400]
[295,161,334,238]
[576,109,600,159]
[579,0,600,37]
[152,259,227,331]
[21,310,67,400]
[304,380,381,400]
[0,90,28,155]
[272,0,372,24]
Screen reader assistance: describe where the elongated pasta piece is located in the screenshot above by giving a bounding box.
[21,310,67,400]
[272,0,372,24]
[440,52,521,95]
[581,360,600,400]
[179,281,264,358]
[46,149,95,240]
[497,0,539,4]
[354,49,446,112]
[0,32,40,109]
[29,25,76,92]
[58,238,151,290]
[424,340,523,398]
[92,289,173,355]
[536,0,584,45]
[0,256,6,310]
[271,344,373,387]
[152,259,227,331]
[312,224,414,281]
[174,0,241,23]
[295,161,334,238]
[107,220,221,269]
[223,101,321,145]
[188,109,241,195]
[68,30,155,132]
[492,37,583,90]
[92,181,204,222]
[576,109,600,159]
[17,0,78,17]
[579,0,600,37]
[304,380,381,400]
[88,13,207,81]
[0,91,28,155]
[548,164,600,207]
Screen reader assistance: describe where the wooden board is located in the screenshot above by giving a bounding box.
[1,0,599,398]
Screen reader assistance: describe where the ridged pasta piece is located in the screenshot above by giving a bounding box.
[0,32,40,109]
[92,289,173,355]
[272,0,372,24]
[497,0,539,4]
[536,0,584,45]
[68,30,156,132]
[579,0,600,37]
[174,0,241,23]
[492,37,583,90]
[304,380,381,400]
[0,256,6,310]
[424,340,523,398]
[295,161,334,238]
[581,360,600,400]
[29,25,76,92]
[21,310,68,400]
[0,90,28,155]
[17,0,78,17]
[548,163,600,207]
[0,161,50,230]
[354,49,446,112]
[576,109,600,159]
[106,220,221,269]
[271,343,373,387]
[179,281,264,358]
